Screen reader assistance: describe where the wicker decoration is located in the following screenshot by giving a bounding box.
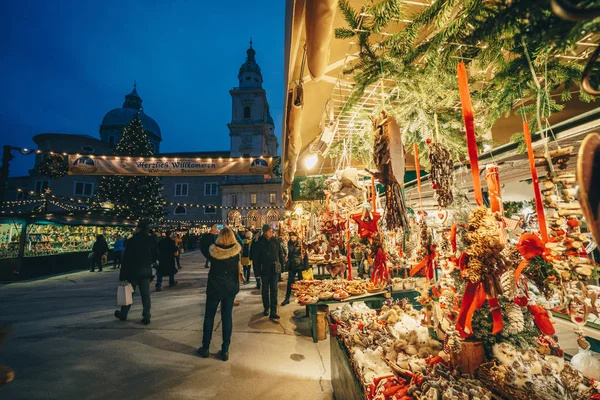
[38,154,68,179]
[504,303,525,334]
[371,111,409,231]
[427,141,454,207]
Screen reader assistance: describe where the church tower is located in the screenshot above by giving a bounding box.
[228,41,278,157]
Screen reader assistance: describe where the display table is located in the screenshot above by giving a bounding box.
[305,291,388,343]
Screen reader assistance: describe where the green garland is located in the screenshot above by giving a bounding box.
[334,0,597,156]
[38,154,68,179]
[472,300,542,359]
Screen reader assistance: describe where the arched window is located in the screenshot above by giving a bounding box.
[243,106,251,119]
[174,206,187,215]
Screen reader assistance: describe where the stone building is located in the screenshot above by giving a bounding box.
[6,42,281,227]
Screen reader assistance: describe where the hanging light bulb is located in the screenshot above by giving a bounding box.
[304,153,319,170]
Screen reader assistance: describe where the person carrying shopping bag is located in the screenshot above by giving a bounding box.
[197,227,244,361]
[114,221,158,325]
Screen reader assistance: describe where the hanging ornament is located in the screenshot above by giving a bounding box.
[38,154,68,179]
[504,303,525,335]
[371,111,409,231]
[427,141,454,207]
[500,269,517,299]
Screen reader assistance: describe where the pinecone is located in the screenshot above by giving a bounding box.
[500,269,517,299]
[504,303,525,335]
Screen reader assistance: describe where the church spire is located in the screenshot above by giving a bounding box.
[246,38,256,62]
[123,81,143,110]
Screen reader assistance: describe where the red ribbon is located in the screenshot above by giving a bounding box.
[410,245,436,280]
[457,62,483,206]
[523,121,548,242]
[346,222,352,280]
[515,233,547,281]
[456,281,487,337]
[371,248,388,285]
[448,223,457,253]
[529,304,556,335]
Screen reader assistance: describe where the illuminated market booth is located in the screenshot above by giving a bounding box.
[0,213,135,281]
[281,0,600,399]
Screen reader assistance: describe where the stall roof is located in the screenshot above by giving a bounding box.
[282,0,599,190]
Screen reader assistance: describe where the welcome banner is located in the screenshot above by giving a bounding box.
[68,155,273,176]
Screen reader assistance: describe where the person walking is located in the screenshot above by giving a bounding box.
[173,233,183,269]
[112,235,125,269]
[200,225,218,269]
[90,234,109,272]
[114,221,158,325]
[281,232,303,306]
[255,224,284,320]
[241,231,253,284]
[249,229,262,289]
[156,231,179,291]
[197,226,244,361]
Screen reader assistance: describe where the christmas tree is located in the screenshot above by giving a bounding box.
[94,112,165,222]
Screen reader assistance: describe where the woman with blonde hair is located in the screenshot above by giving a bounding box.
[197,226,244,361]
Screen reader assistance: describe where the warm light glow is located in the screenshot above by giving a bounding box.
[294,206,303,216]
[304,154,318,169]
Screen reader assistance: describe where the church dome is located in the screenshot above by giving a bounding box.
[100,84,161,139]
[101,108,161,139]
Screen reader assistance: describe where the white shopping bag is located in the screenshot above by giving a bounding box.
[117,283,133,306]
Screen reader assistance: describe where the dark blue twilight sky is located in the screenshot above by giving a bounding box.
[0,0,284,177]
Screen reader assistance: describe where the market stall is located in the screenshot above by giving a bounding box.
[282,0,600,398]
[0,216,135,281]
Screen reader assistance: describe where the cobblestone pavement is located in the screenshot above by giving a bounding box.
[0,250,333,400]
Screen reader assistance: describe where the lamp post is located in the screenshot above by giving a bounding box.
[0,146,15,205]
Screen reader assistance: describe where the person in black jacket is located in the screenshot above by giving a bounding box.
[197,226,244,361]
[281,232,303,306]
[254,224,284,320]
[90,234,109,272]
[114,221,158,325]
[155,231,178,291]
[249,229,262,289]
[200,225,218,269]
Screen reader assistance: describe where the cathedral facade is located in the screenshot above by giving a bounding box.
[7,42,281,228]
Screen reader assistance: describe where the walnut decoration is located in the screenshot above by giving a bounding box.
[427,141,454,207]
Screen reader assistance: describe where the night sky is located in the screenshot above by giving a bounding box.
[0,0,284,177]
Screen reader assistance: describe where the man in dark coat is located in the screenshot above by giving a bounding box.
[114,221,158,325]
[90,234,109,272]
[249,229,262,289]
[281,232,303,306]
[254,224,284,320]
[200,225,218,269]
[156,231,178,291]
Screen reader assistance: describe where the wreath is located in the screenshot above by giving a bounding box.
[38,154,68,179]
